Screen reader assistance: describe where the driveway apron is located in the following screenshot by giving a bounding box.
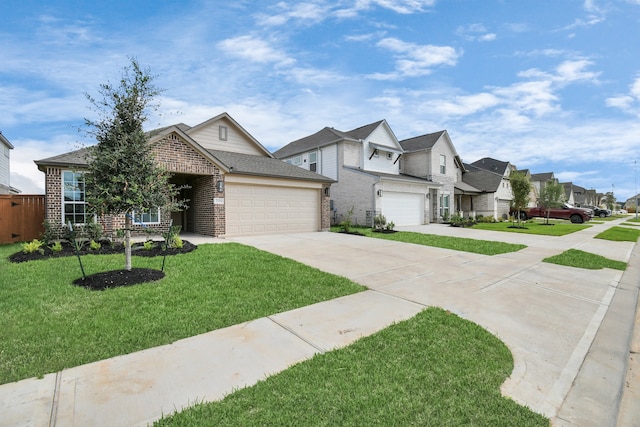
[231,219,638,426]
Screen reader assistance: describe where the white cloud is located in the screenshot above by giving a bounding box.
[606,75,640,115]
[374,37,459,78]
[256,2,330,26]
[217,35,295,67]
[455,24,496,42]
[336,0,437,17]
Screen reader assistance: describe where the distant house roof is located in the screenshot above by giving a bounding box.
[471,157,510,175]
[209,150,333,182]
[531,172,555,182]
[273,120,387,159]
[462,163,504,192]
[398,131,446,153]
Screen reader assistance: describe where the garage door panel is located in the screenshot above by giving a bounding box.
[226,184,320,236]
[381,192,424,226]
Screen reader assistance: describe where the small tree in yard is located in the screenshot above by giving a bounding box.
[510,171,531,228]
[538,181,565,225]
[84,59,184,271]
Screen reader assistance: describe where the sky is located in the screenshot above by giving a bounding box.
[2,0,640,201]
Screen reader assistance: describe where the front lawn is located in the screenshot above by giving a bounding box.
[595,226,640,242]
[155,308,548,427]
[472,220,590,236]
[0,243,365,384]
[543,249,627,271]
[332,227,526,255]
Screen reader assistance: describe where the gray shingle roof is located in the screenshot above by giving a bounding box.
[35,147,92,170]
[471,157,509,175]
[462,163,503,192]
[399,131,445,152]
[531,172,554,181]
[273,120,386,159]
[209,150,334,182]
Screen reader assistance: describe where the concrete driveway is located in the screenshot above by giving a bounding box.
[231,220,639,426]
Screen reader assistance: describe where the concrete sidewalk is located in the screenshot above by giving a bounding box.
[1,218,638,426]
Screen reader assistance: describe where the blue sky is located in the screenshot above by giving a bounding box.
[2,0,640,201]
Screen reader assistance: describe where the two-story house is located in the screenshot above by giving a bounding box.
[274,120,449,226]
[398,130,465,222]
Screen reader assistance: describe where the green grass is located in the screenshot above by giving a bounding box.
[155,308,548,427]
[472,220,590,236]
[0,243,365,384]
[333,227,526,255]
[623,222,640,227]
[543,249,627,271]
[595,226,640,242]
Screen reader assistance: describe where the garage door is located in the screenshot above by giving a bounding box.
[381,192,424,226]
[226,184,320,236]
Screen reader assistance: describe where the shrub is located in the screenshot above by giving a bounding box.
[41,220,56,245]
[85,220,103,242]
[22,239,44,254]
[386,221,395,231]
[50,241,63,252]
[339,206,354,233]
[89,240,101,251]
[373,214,387,231]
[143,240,155,250]
[170,235,184,249]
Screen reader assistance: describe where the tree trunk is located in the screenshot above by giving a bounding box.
[125,214,132,271]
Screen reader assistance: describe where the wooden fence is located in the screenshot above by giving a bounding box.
[0,195,45,244]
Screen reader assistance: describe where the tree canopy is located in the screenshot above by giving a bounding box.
[83,59,183,270]
[510,170,531,227]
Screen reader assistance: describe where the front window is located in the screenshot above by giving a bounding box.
[133,208,161,225]
[293,155,302,165]
[309,152,317,172]
[63,171,88,224]
[440,194,450,219]
[440,154,446,174]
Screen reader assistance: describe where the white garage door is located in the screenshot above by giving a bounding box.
[226,184,320,236]
[381,192,424,226]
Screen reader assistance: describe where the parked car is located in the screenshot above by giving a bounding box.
[583,206,611,218]
[512,203,592,224]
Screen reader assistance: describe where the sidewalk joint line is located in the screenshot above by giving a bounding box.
[266,316,327,354]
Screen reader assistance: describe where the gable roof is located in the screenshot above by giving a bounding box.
[209,150,333,182]
[274,127,356,159]
[462,162,504,192]
[531,172,555,182]
[273,120,389,159]
[471,157,510,175]
[34,130,332,183]
[186,112,273,158]
[398,131,446,152]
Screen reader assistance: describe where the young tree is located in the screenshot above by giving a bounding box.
[510,170,531,228]
[84,59,182,271]
[538,180,565,224]
[604,192,616,211]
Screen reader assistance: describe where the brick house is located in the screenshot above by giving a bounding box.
[35,113,333,238]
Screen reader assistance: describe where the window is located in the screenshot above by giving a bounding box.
[219,125,228,141]
[309,152,317,172]
[440,194,450,219]
[133,208,161,225]
[63,171,88,224]
[440,154,446,174]
[387,152,393,160]
[293,155,302,165]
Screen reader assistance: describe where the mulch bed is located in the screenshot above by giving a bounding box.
[9,240,197,290]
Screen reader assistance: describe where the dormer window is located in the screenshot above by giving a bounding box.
[219,125,228,141]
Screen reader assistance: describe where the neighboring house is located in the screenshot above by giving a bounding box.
[561,182,576,205]
[461,158,516,219]
[274,120,447,226]
[516,169,538,208]
[398,130,466,222]
[571,184,597,207]
[0,131,18,195]
[530,172,558,206]
[35,112,333,238]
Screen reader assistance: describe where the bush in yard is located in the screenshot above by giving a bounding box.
[22,239,44,254]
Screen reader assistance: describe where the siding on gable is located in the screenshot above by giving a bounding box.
[364,146,399,175]
[188,119,265,156]
[343,141,361,168]
[320,144,338,180]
